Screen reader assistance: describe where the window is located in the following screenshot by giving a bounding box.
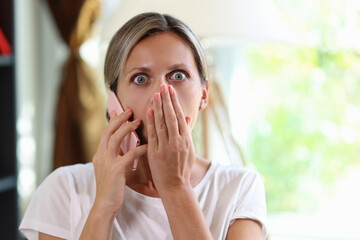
[225,0,360,238]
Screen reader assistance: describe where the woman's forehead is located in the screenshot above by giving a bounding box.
[123,32,197,72]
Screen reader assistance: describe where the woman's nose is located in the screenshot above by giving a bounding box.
[153,78,168,93]
[147,78,168,105]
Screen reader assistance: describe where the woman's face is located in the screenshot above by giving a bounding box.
[116,32,208,143]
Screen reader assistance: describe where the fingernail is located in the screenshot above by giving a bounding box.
[148,109,154,117]
[132,159,138,171]
[133,119,141,124]
[185,116,192,125]
[154,92,161,102]
[161,84,168,94]
[169,85,175,95]
[125,108,132,114]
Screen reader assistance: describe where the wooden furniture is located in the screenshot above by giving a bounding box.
[0,0,19,239]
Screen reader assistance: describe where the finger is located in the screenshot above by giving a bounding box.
[107,119,141,159]
[120,144,148,169]
[99,108,133,151]
[153,92,168,144]
[169,86,188,136]
[160,84,179,139]
[146,108,158,149]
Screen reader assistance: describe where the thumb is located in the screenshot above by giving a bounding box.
[122,144,148,170]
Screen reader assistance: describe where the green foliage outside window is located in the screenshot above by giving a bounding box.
[244,0,360,213]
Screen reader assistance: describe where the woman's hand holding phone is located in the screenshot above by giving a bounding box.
[91,109,147,215]
[80,110,147,240]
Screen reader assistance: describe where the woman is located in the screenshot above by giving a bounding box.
[20,12,267,240]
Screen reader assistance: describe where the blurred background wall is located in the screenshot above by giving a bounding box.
[11,0,360,239]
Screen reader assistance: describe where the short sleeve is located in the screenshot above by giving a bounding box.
[19,167,72,240]
[231,170,267,240]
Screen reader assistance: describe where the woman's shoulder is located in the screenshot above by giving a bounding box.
[46,162,94,181]
[19,163,95,239]
[39,163,95,194]
[196,160,264,195]
[210,163,267,239]
[210,161,260,183]
[56,162,95,180]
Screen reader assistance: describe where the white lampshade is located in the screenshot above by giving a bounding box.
[102,0,296,44]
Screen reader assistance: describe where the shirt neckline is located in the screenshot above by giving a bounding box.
[124,161,218,203]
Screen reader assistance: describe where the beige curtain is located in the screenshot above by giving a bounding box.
[46,0,106,169]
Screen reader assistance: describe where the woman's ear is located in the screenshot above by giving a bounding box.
[199,83,209,111]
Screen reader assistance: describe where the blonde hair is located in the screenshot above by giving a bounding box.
[104,12,208,92]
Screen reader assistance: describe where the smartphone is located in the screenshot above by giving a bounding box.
[106,89,140,171]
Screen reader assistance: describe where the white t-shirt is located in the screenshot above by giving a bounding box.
[19,162,267,240]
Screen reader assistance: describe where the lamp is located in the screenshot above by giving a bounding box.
[102,0,296,44]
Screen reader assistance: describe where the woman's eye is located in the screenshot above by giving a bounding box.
[170,72,186,81]
[133,75,148,84]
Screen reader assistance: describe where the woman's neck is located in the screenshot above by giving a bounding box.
[125,155,159,197]
[125,155,211,198]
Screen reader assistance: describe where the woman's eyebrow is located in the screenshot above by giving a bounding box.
[125,63,192,77]
[128,66,151,72]
[168,63,192,71]
[125,67,151,78]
